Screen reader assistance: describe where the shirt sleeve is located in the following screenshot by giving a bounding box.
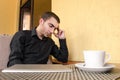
[7,31,25,67]
[51,39,69,63]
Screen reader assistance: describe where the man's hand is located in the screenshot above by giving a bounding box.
[53,28,66,39]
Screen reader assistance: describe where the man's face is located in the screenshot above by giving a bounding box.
[41,17,59,37]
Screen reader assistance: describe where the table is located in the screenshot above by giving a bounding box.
[0,62,120,80]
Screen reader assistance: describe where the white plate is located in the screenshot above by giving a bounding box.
[75,63,115,72]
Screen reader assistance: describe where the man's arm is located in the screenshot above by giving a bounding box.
[7,31,25,67]
[51,29,69,63]
[51,39,68,63]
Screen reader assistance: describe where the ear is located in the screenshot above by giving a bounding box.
[39,18,44,24]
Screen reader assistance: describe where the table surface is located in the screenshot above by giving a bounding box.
[0,61,120,80]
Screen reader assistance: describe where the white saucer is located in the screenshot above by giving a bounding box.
[75,63,115,72]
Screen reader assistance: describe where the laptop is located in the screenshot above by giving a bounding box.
[2,64,72,72]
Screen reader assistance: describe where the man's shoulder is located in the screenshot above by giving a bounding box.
[15,30,31,35]
[21,30,31,33]
[12,30,32,40]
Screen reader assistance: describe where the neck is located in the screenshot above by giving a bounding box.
[36,25,44,40]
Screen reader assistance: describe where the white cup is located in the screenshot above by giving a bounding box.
[83,50,111,67]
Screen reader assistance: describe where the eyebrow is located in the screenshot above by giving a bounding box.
[49,23,55,28]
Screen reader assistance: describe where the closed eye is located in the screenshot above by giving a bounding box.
[49,23,55,28]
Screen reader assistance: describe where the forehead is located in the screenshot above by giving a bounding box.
[45,17,59,28]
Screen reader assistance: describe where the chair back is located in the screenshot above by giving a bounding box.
[0,34,12,69]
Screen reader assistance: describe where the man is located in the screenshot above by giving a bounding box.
[7,12,68,67]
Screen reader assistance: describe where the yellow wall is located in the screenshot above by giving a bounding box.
[0,0,20,34]
[52,0,120,63]
[33,0,51,27]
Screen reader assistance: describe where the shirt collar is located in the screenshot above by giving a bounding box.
[31,27,47,40]
[31,28,37,37]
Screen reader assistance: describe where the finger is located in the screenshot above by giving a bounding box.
[59,30,64,35]
[58,29,63,35]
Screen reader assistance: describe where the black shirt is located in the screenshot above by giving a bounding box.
[7,28,68,67]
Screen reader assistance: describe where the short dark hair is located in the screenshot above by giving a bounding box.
[41,12,60,23]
